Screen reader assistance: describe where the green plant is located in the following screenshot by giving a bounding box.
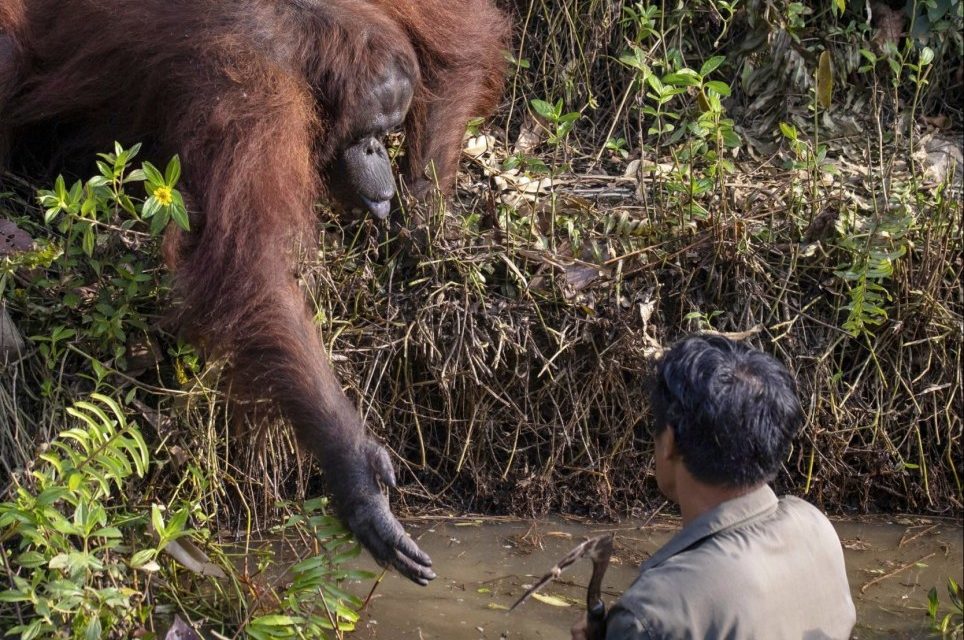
[928,577,963,637]
[502,152,550,175]
[37,143,188,249]
[865,41,936,158]
[243,498,373,640]
[9,143,187,376]
[684,309,724,332]
[0,394,158,639]
[0,392,370,639]
[617,50,678,142]
[832,203,914,337]
[529,98,582,147]
[604,137,630,159]
[167,340,201,386]
[620,2,660,43]
[618,46,742,226]
[778,120,838,226]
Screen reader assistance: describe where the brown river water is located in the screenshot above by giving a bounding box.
[345,515,963,639]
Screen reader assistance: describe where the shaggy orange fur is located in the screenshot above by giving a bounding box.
[1,0,509,584]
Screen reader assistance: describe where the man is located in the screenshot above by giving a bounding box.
[572,335,856,639]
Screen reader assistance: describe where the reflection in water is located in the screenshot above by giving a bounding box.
[347,516,963,639]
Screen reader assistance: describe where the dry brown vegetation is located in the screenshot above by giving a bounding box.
[2,0,962,530]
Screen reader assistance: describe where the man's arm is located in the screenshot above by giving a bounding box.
[570,613,589,640]
[571,609,651,640]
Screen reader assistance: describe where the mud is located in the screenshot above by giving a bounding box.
[348,515,963,639]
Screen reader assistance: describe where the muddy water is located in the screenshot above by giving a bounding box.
[349,515,963,639]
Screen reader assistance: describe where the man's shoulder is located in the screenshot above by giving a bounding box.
[778,493,830,517]
[773,494,841,541]
[617,535,754,606]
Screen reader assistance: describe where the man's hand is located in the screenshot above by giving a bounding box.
[571,613,589,640]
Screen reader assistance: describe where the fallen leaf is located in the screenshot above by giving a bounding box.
[816,50,833,109]
[0,219,33,256]
[162,538,227,579]
[163,615,202,640]
[531,592,571,607]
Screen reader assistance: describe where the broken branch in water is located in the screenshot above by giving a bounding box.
[510,533,614,638]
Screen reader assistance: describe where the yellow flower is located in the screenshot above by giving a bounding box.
[153,185,173,206]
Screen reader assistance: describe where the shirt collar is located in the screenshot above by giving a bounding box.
[642,484,779,571]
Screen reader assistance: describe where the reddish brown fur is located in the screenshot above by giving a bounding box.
[0,0,24,158]
[1,0,509,583]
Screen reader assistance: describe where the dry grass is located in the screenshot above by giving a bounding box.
[1,0,961,524]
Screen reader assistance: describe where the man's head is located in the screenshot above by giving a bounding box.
[649,335,804,495]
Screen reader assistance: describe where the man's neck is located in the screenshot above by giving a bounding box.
[677,475,764,526]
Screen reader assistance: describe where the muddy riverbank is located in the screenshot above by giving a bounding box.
[348,515,963,639]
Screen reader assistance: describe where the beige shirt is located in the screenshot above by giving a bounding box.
[606,485,856,639]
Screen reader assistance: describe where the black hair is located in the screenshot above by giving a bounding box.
[649,335,804,487]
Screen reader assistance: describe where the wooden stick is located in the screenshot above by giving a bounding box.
[898,523,939,549]
[860,552,936,594]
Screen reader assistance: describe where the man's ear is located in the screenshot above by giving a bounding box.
[659,427,680,461]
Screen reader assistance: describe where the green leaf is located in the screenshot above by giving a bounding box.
[778,121,798,140]
[118,193,137,215]
[253,615,298,626]
[919,47,934,66]
[166,508,190,537]
[700,56,726,76]
[0,589,31,603]
[36,486,69,506]
[530,99,556,120]
[663,69,701,87]
[90,393,126,426]
[721,129,742,148]
[82,225,95,257]
[948,577,962,610]
[704,80,731,96]
[85,617,102,640]
[171,202,190,231]
[141,161,164,186]
[67,180,83,206]
[164,154,181,185]
[150,207,170,235]
[142,196,160,219]
[48,553,70,570]
[12,619,45,640]
[557,111,582,124]
[151,504,165,539]
[331,544,362,564]
[130,549,156,569]
[96,160,115,179]
[81,193,97,216]
[292,555,330,575]
[16,551,48,569]
[55,174,67,200]
[124,169,147,183]
[619,47,651,74]
[887,57,900,77]
[929,586,940,617]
